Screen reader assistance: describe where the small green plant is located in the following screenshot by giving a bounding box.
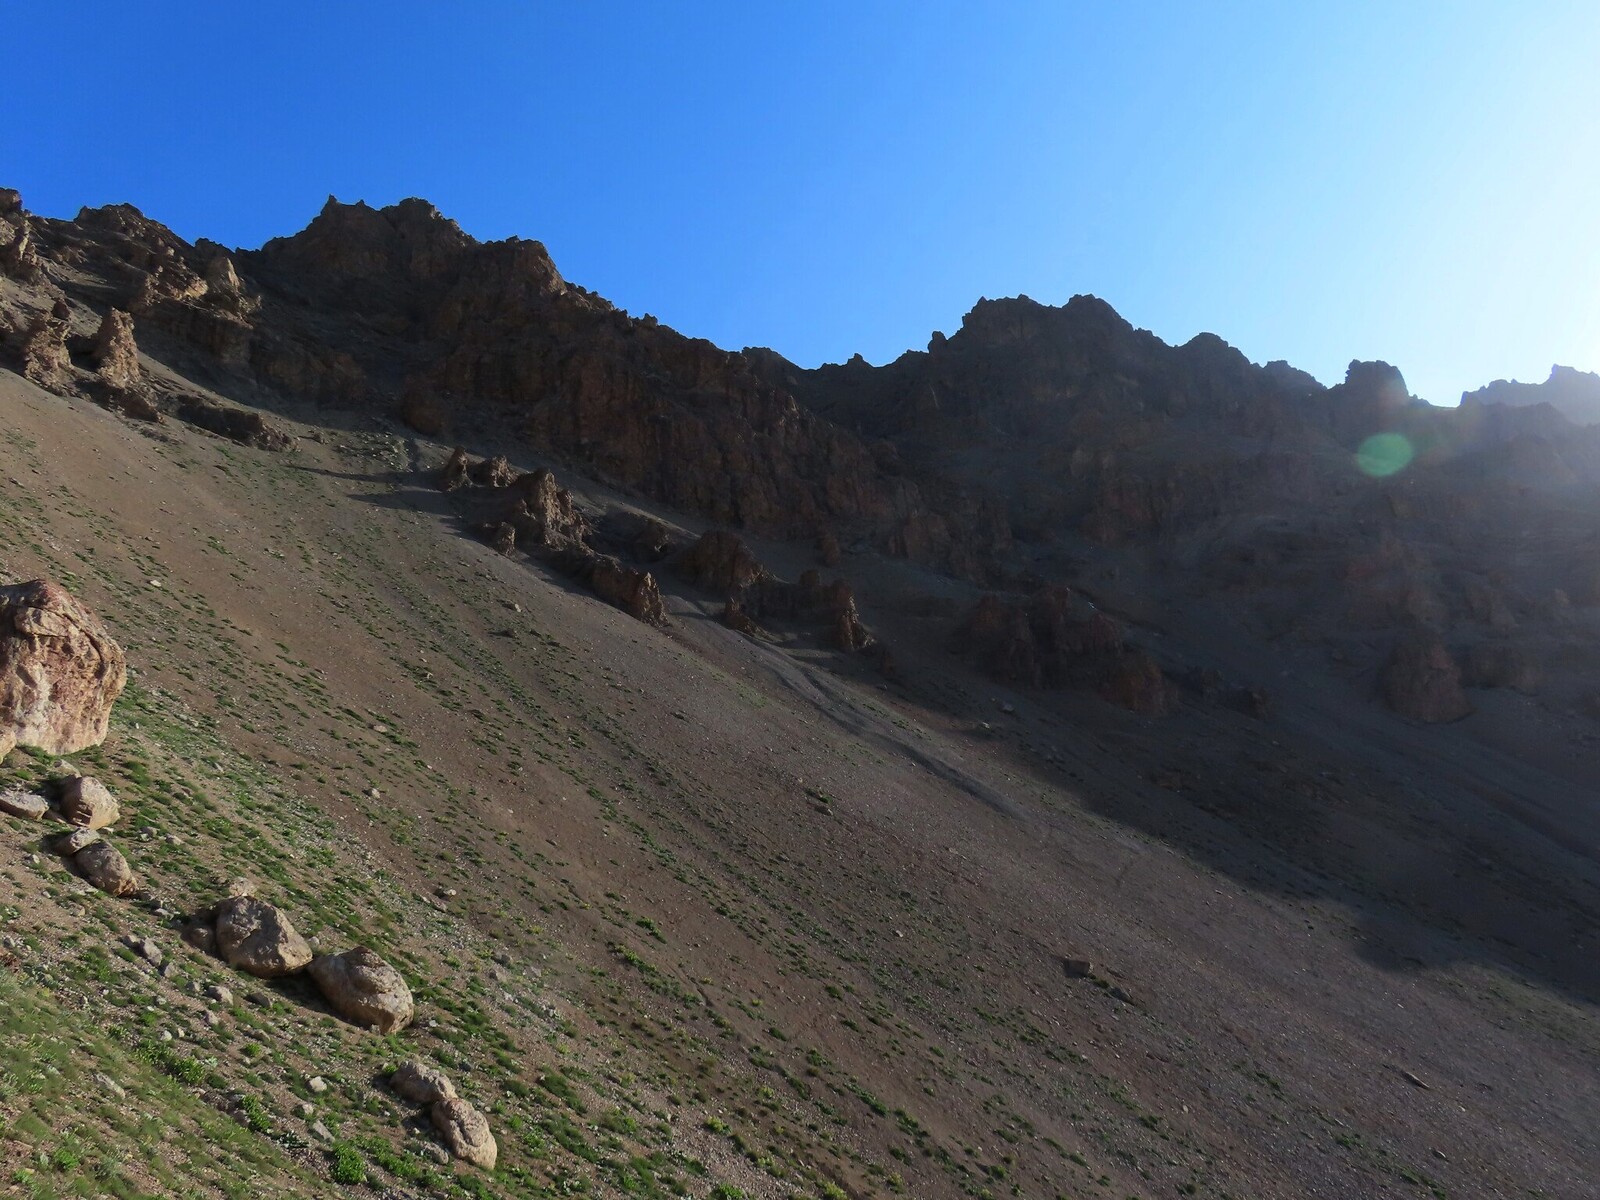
[329,1141,366,1185]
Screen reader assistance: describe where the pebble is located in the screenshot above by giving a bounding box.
[307,1076,329,1094]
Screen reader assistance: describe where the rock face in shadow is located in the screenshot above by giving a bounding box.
[0,580,127,760]
[1382,635,1472,723]
[951,586,1172,714]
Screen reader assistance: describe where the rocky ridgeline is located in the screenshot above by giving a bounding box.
[0,578,495,1171]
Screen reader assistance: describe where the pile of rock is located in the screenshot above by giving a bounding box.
[391,1060,497,1169]
[182,883,415,1033]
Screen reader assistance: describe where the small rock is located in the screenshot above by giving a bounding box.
[59,776,120,829]
[205,984,233,1005]
[0,788,48,819]
[123,936,163,967]
[1061,958,1094,979]
[1401,1068,1431,1090]
[298,1102,315,1117]
[307,1076,329,1095]
[391,1060,456,1105]
[93,1073,127,1099]
[310,1120,333,1142]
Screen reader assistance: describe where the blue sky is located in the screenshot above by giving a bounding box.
[8,2,1598,403]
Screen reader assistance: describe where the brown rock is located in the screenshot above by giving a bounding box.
[585,555,668,625]
[675,531,769,594]
[506,470,590,552]
[0,580,127,760]
[487,522,516,556]
[438,447,471,492]
[306,946,415,1034]
[1098,649,1174,716]
[719,599,759,636]
[1382,635,1472,723]
[92,309,142,393]
[58,775,120,829]
[469,454,515,488]
[213,895,313,977]
[429,1097,497,1169]
[20,310,71,392]
[391,1060,457,1105]
[72,840,138,897]
[0,788,48,819]
[175,400,293,449]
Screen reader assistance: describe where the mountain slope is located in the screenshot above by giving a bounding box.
[1,188,1598,1199]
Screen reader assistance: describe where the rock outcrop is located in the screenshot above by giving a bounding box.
[306,946,415,1033]
[20,306,71,392]
[583,556,668,625]
[1382,635,1472,723]
[212,895,314,977]
[0,580,127,760]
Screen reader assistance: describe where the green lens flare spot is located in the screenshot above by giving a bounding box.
[1356,432,1414,477]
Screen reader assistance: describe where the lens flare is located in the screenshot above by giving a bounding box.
[1356,432,1414,477]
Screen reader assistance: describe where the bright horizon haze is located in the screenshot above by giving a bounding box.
[8,2,1599,404]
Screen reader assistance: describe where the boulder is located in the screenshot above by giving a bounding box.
[213,895,313,977]
[429,1097,497,1169]
[0,580,127,760]
[391,1060,456,1105]
[58,775,120,829]
[306,945,415,1033]
[0,788,48,819]
[51,826,101,856]
[1382,635,1472,723]
[72,840,138,897]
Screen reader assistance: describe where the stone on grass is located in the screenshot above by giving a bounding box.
[0,788,48,819]
[59,775,120,829]
[213,895,312,977]
[51,826,101,856]
[306,945,415,1033]
[430,1097,497,1169]
[391,1060,456,1105]
[0,580,127,760]
[73,840,138,897]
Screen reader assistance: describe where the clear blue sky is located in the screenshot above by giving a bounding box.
[8,2,1598,403]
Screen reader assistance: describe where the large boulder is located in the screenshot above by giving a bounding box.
[391,1060,456,1105]
[58,775,120,829]
[213,895,313,977]
[429,1097,497,1169]
[72,840,138,897]
[306,946,415,1033]
[0,581,127,761]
